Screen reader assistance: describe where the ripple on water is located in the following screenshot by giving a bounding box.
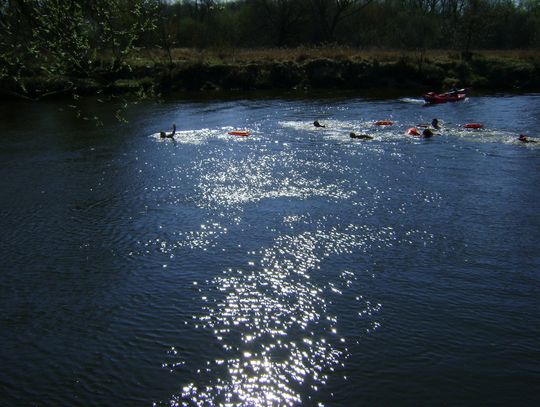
[153,117,443,403]
[191,150,355,211]
[168,212,433,405]
[137,220,230,255]
[143,108,450,404]
[1,96,538,407]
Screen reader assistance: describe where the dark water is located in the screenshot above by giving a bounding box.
[1,93,539,406]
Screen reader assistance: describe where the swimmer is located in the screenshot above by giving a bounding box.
[418,118,439,130]
[350,132,373,140]
[518,134,536,143]
[313,120,326,128]
[160,123,176,138]
[422,128,433,138]
[406,127,420,136]
[448,86,459,97]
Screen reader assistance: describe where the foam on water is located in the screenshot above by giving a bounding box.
[151,127,256,144]
[399,97,425,104]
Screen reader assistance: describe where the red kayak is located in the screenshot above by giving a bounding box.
[424,90,467,104]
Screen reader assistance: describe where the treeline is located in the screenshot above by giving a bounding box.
[1,0,539,98]
[152,0,540,51]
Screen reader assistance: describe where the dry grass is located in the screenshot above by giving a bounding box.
[132,47,540,66]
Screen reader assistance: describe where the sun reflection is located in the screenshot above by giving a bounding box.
[171,218,409,405]
[152,124,440,406]
[191,151,355,211]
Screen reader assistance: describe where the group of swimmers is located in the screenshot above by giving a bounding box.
[159,120,535,143]
[408,118,440,138]
[314,118,437,140]
[313,119,536,143]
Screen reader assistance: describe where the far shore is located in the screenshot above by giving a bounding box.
[2,48,539,100]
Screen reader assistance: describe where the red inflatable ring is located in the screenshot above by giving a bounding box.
[228,131,250,137]
[374,120,394,126]
[406,127,420,136]
[464,123,483,129]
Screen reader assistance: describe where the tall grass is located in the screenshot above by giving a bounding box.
[131,47,540,66]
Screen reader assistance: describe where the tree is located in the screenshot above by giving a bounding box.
[155,0,179,65]
[0,0,159,97]
[461,0,488,58]
[309,0,374,43]
[256,0,308,46]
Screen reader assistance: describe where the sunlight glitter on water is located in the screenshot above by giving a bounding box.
[1,95,539,407]
[176,230,354,405]
[192,151,355,211]
[150,104,452,405]
[171,213,430,405]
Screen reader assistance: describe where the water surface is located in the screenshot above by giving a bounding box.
[0,93,539,406]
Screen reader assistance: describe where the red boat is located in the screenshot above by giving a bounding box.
[423,89,467,104]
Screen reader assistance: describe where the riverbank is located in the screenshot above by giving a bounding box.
[2,48,539,99]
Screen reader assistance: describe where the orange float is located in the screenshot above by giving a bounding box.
[463,123,483,129]
[228,131,250,137]
[406,127,420,136]
[374,120,394,126]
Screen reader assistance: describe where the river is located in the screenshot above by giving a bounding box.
[0,92,539,406]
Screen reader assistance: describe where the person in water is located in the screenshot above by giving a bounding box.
[518,134,536,143]
[160,123,176,138]
[422,128,434,138]
[350,132,373,140]
[418,118,439,130]
[313,120,326,128]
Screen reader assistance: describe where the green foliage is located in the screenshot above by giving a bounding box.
[0,0,159,97]
[144,0,540,52]
[3,0,537,92]
[1,0,539,101]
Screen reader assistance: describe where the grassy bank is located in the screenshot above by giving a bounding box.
[3,48,540,99]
